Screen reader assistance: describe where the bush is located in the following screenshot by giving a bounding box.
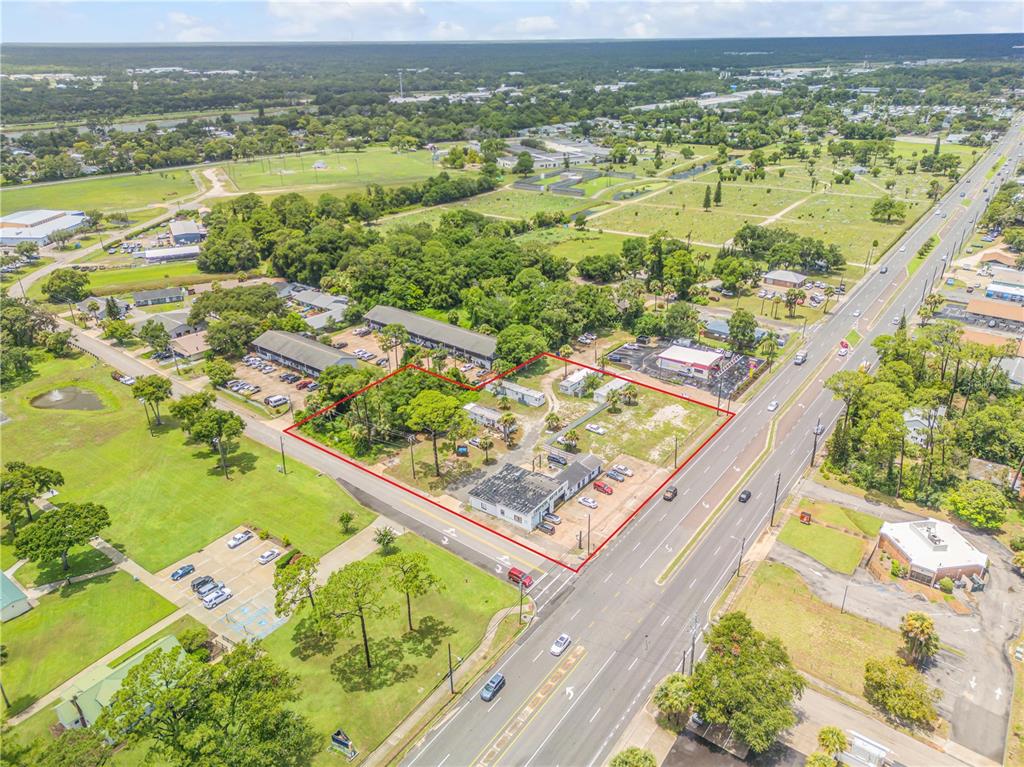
[890,560,906,578]
[258,528,271,540]
[937,577,954,594]
[178,627,210,662]
[1009,536,1024,553]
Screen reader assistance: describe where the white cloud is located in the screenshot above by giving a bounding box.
[164,10,221,43]
[265,0,426,38]
[514,15,559,34]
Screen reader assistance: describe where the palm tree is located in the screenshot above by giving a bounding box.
[563,428,580,450]
[558,344,574,376]
[544,412,561,432]
[900,611,939,666]
[498,413,518,445]
[498,395,512,411]
[605,388,622,413]
[618,382,634,407]
[478,436,494,464]
[822,285,836,314]
[649,280,663,310]
[817,726,848,757]
[761,331,780,372]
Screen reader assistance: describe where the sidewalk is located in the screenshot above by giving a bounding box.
[315,518,407,586]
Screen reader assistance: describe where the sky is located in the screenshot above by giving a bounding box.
[2,1,1021,44]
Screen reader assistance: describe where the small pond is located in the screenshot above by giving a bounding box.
[30,387,104,411]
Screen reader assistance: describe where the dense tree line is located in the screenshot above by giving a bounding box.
[824,319,1024,518]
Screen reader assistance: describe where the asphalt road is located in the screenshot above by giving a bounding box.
[402,122,1024,767]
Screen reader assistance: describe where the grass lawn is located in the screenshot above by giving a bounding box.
[733,562,901,696]
[645,181,808,217]
[595,203,764,244]
[28,261,232,301]
[451,189,593,219]
[1,353,376,572]
[515,228,631,264]
[219,148,452,194]
[375,206,451,232]
[107,614,206,668]
[9,544,113,589]
[0,171,197,215]
[845,329,863,347]
[262,532,518,765]
[0,571,176,715]
[797,498,882,536]
[777,516,868,574]
[571,382,720,468]
[575,175,628,196]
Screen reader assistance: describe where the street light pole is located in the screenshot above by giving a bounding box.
[587,513,591,554]
[736,535,746,577]
[279,435,288,475]
[448,643,455,694]
[518,578,525,623]
[769,472,781,527]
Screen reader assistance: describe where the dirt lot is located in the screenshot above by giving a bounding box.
[156,526,289,642]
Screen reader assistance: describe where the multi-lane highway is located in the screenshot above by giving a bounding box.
[402,122,1023,767]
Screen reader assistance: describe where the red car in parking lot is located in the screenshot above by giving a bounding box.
[296,379,313,390]
[594,480,613,495]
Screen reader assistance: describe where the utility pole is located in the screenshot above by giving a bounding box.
[448,643,455,693]
[736,535,745,577]
[587,513,592,554]
[279,435,288,475]
[810,416,821,467]
[841,584,850,615]
[674,433,678,467]
[518,578,525,623]
[409,437,417,480]
[769,472,781,527]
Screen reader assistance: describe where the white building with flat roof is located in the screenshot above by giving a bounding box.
[656,345,724,380]
[0,209,88,246]
[879,518,988,585]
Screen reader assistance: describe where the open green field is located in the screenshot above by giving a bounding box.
[733,562,901,696]
[1,171,197,215]
[0,572,176,715]
[515,228,631,264]
[262,532,518,765]
[1,353,375,572]
[777,516,868,574]
[645,181,809,217]
[27,262,232,301]
[594,203,765,244]
[797,498,882,536]
[7,544,113,589]
[375,206,450,232]
[451,189,594,219]
[575,175,630,196]
[219,148,450,193]
[570,377,721,468]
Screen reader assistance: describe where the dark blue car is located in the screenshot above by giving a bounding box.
[480,672,505,702]
[170,564,195,581]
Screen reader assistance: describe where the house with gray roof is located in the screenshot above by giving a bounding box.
[133,287,187,307]
[77,296,130,321]
[250,330,357,377]
[130,310,203,338]
[364,304,497,368]
[1,572,31,622]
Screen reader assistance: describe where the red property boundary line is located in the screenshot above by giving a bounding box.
[285,352,735,574]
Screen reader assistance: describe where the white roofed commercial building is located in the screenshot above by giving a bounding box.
[168,219,204,245]
[879,518,988,586]
[656,345,724,380]
[139,245,200,264]
[0,209,88,246]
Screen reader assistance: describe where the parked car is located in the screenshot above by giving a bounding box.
[606,470,626,482]
[594,481,613,495]
[547,453,568,466]
[543,513,561,525]
[190,574,213,593]
[550,633,572,656]
[170,564,195,581]
[880,266,888,274]
[196,579,224,598]
[203,588,233,609]
[612,464,633,477]
[480,672,505,702]
[296,379,313,390]
[257,549,281,565]
[227,530,254,549]
[578,496,598,509]
[738,489,752,503]
[537,522,556,535]
[585,424,607,435]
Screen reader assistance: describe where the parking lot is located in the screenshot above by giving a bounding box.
[609,341,762,400]
[228,354,310,412]
[936,302,1024,334]
[327,325,492,382]
[157,527,288,643]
